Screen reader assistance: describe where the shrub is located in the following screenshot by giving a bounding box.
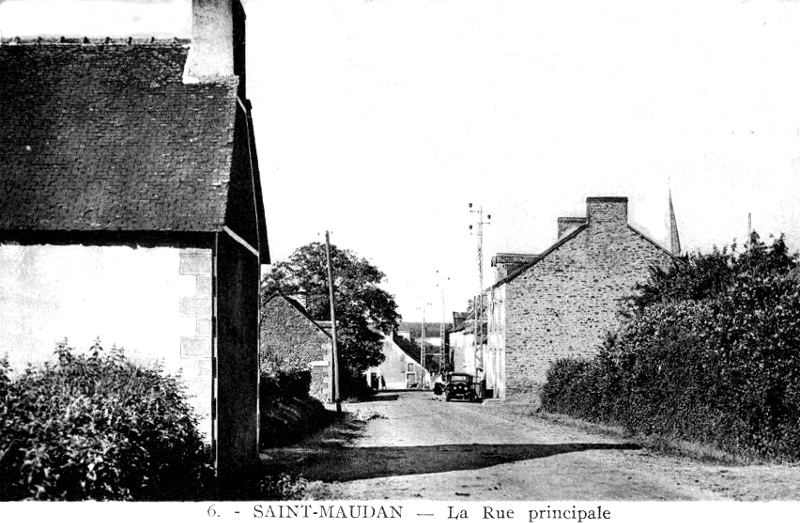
[259,395,331,448]
[0,341,211,501]
[541,358,605,420]
[259,368,333,449]
[260,369,312,400]
[542,233,800,461]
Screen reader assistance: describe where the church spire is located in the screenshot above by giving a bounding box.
[669,189,681,256]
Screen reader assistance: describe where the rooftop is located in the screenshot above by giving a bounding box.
[0,41,241,233]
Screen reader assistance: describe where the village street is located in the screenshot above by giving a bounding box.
[260,391,800,501]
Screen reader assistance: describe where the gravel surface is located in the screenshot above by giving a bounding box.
[259,390,800,501]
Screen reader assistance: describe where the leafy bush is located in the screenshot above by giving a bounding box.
[259,396,332,448]
[624,232,796,315]
[259,369,333,449]
[260,369,312,400]
[199,469,312,501]
[541,357,607,421]
[542,233,800,461]
[0,341,211,501]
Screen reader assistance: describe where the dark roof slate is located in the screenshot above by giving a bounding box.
[392,335,422,366]
[263,292,332,339]
[0,43,240,232]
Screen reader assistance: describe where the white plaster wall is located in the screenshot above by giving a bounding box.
[0,244,213,438]
[0,244,194,367]
[368,335,427,390]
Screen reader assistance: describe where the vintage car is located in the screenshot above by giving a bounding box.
[443,373,480,402]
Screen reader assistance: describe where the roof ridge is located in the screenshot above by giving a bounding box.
[390,334,423,366]
[267,292,333,339]
[626,224,684,262]
[491,223,589,289]
[1,36,190,46]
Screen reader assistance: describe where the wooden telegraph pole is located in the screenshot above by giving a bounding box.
[325,231,342,415]
[469,203,490,382]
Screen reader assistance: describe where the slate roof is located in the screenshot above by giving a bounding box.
[0,42,241,232]
[263,293,332,339]
[392,335,423,366]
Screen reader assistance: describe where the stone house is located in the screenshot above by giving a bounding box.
[485,196,679,400]
[0,0,266,474]
[367,334,429,390]
[260,293,333,403]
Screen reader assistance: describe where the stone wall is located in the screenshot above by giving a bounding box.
[495,197,676,398]
[260,295,332,403]
[178,249,214,441]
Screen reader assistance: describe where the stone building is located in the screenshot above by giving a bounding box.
[0,0,266,474]
[485,196,678,400]
[260,293,333,403]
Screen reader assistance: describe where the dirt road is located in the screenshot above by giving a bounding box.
[260,391,800,500]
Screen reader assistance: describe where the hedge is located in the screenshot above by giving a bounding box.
[259,369,333,449]
[0,341,211,501]
[542,234,800,461]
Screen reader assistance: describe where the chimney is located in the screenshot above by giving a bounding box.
[586,197,628,227]
[183,0,245,85]
[557,217,588,239]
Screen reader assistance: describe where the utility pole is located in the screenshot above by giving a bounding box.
[469,203,491,383]
[421,306,426,378]
[324,231,341,415]
[418,301,431,387]
[439,291,446,372]
[436,271,449,374]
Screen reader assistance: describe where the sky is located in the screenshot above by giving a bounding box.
[2,0,800,322]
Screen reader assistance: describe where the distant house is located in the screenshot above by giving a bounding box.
[366,334,429,390]
[260,293,333,403]
[485,197,679,400]
[398,320,450,371]
[448,312,474,375]
[0,0,266,474]
[398,321,449,347]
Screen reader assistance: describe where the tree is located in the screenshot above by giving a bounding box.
[623,231,797,315]
[261,242,401,396]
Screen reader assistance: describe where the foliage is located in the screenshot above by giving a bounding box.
[624,232,796,315]
[259,369,333,448]
[202,470,312,501]
[260,369,312,400]
[0,341,211,501]
[542,232,800,461]
[262,242,401,394]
